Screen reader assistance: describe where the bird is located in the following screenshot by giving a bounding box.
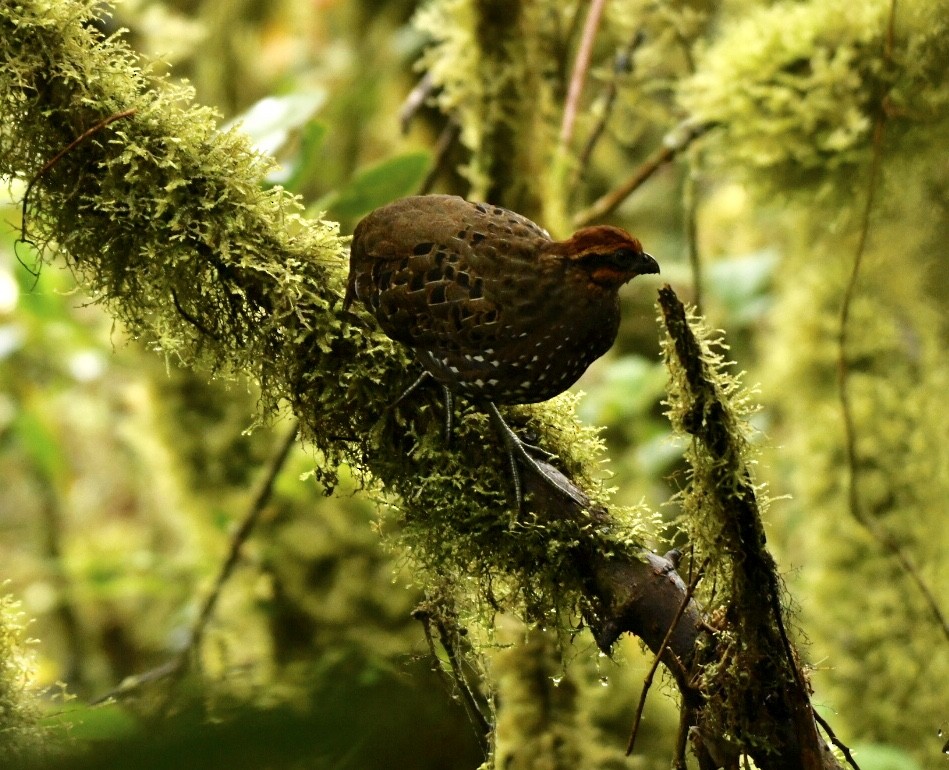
[344,194,659,507]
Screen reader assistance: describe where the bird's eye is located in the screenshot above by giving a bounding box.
[609,248,638,268]
[584,248,639,269]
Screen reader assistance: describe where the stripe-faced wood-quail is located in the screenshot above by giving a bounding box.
[344,194,659,506]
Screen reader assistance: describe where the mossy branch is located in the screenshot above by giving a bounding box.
[658,286,839,770]
[0,0,697,674]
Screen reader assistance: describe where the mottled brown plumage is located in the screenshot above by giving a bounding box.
[345,194,659,405]
[345,194,658,507]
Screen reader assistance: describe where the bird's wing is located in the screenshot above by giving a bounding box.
[346,196,549,353]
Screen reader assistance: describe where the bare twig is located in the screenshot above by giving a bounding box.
[399,71,434,135]
[572,31,645,193]
[412,602,491,751]
[672,705,690,769]
[573,119,711,227]
[188,421,299,653]
[559,0,607,148]
[19,109,136,249]
[626,558,707,755]
[91,421,300,706]
[171,287,218,339]
[16,108,136,284]
[813,710,862,770]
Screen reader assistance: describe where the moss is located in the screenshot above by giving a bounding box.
[488,623,583,770]
[0,592,46,765]
[413,0,558,215]
[1,0,651,658]
[679,0,949,195]
[658,288,807,759]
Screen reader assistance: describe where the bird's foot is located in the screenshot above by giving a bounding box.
[487,402,568,514]
[390,371,454,446]
[392,370,433,408]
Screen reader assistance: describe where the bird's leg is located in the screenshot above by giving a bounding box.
[392,370,433,407]
[441,385,453,446]
[391,370,455,446]
[487,402,557,510]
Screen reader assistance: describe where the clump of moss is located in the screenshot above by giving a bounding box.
[679,0,949,195]
[658,287,809,760]
[386,389,642,629]
[413,0,558,214]
[0,592,47,765]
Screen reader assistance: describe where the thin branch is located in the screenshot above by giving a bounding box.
[412,603,491,751]
[672,704,690,769]
[19,108,136,248]
[834,0,949,643]
[417,608,460,693]
[571,31,645,193]
[813,710,862,770]
[683,167,702,313]
[433,617,492,746]
[626,557,707,756]
[171,287,219,339]
[573,119,711,227]
[399,71,434,135]
[188,421,299,653]
[559,0,607,148]
[91,421,300,706]
[15,107,136,284]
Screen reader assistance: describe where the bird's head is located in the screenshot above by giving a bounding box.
[557,225,659,288]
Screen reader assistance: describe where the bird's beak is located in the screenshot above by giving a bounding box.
[638,252,660,275]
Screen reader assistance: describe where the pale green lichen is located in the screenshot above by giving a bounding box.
[658,291,797,758]
[679,0,949,195]
[0,592,46,765]
[1,0,652,658]
[660,306,771,622]
[413,0,560,215]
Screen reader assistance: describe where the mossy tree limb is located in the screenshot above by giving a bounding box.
[0,2,850,766]
[1,0,699,710]
[658,287,839,770]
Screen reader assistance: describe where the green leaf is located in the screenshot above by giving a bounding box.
[225,91,328,157]
[44,703,140,743]
[282,121,328,192]
[324,152,431,222]
[704,249,779,324]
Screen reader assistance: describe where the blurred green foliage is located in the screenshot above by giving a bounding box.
[1,0,947,768]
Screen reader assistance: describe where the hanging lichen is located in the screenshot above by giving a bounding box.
[763,216,948,758]
[679,0,949,196]
[413,0,562,214]
[0,592,46,765]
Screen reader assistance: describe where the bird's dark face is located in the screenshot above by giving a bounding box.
[579,245,660,287]
[562,226,659,288]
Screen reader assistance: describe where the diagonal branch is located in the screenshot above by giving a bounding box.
[573,119,711,227]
